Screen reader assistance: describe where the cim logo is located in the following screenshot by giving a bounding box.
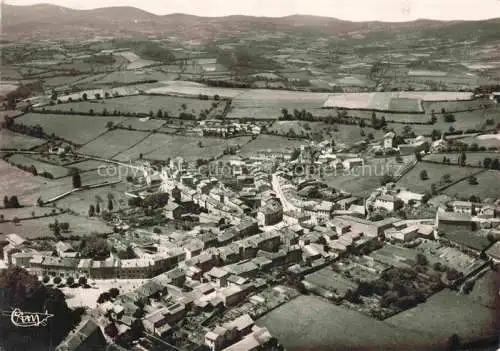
[10,308,54,328]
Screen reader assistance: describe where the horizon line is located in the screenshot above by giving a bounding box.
[4,2,500,23]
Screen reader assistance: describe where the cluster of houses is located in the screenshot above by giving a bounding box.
[193,120,262,138]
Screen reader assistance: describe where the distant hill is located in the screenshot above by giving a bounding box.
[1,3,499,41]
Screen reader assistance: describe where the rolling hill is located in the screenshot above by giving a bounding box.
[2,3,499,41]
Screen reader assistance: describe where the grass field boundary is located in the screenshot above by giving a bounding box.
[421,159,490,170]
[0,210,64,223]
[436,169,486,193]
[110,131,154,159]
[44,179,122,204]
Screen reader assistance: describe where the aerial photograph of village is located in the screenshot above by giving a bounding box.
[0,0,499,350]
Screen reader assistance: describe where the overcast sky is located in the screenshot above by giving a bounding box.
[5,0,500,21]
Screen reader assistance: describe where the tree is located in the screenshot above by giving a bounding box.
[468,176,478,185]
[415,151,422,161]
[419,170,429,181]
[443,113,455,123]
[52,219,61,237]
[442,174,452,183]
[7,196,20,209]
[88,205,95,217]
[97,292,111,304]
[345,289,361,303]
[156,109,163,118]
[3,195,8,208]
[95,93,101,100]
[108,199,114,212]
[78,276,87,286]
[380,174,395,186]
[492,158,500,170]
[12,216,20,225]
[105,323,119,338]
[109,287,120,299]
[80,238,110,260]
[96,202,101,214]
[484,157,492,168]
[66,276,75,286]
[82,93,88,101]
[53,276,62,285]
[72,172,81,188]
[446,334,461,350]
[106,121,114,129]
[42,276,50,283]
[416,253,428,266]
[459,152,466,166]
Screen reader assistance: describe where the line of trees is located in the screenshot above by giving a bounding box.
[1,116,45,138]
[3,195,21,208]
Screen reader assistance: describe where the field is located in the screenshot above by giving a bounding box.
[424,152,500,167]
[6,154,70,178]
[0,129,46,150]
[0,213,112,239]
[16,113,126,145]
[0,206,56,221]
[41,74,93,89]
[257,295,437,350]
[396,162,480,193]
[146,81,244,98]
[232,89,330,109]
[423,99,493,113]
[460,133,500,149]
[323,92,474,110]
[68,159,109,172]
[111,133,251,162]
[269,121,385,144]
[44,95,218,118]
[117,117,166,131]
[0,160,45,206]
[142,135,252,161]
[54,183,130,216]
[226,107,283,120]
[323,160,403,197]
[114,51,156,69]
[385,289,496,340]
[466,270,498,308]
[78,129,151,159]
[92,69,176,85]
[443,170,500,199]
[238,135,304,156]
